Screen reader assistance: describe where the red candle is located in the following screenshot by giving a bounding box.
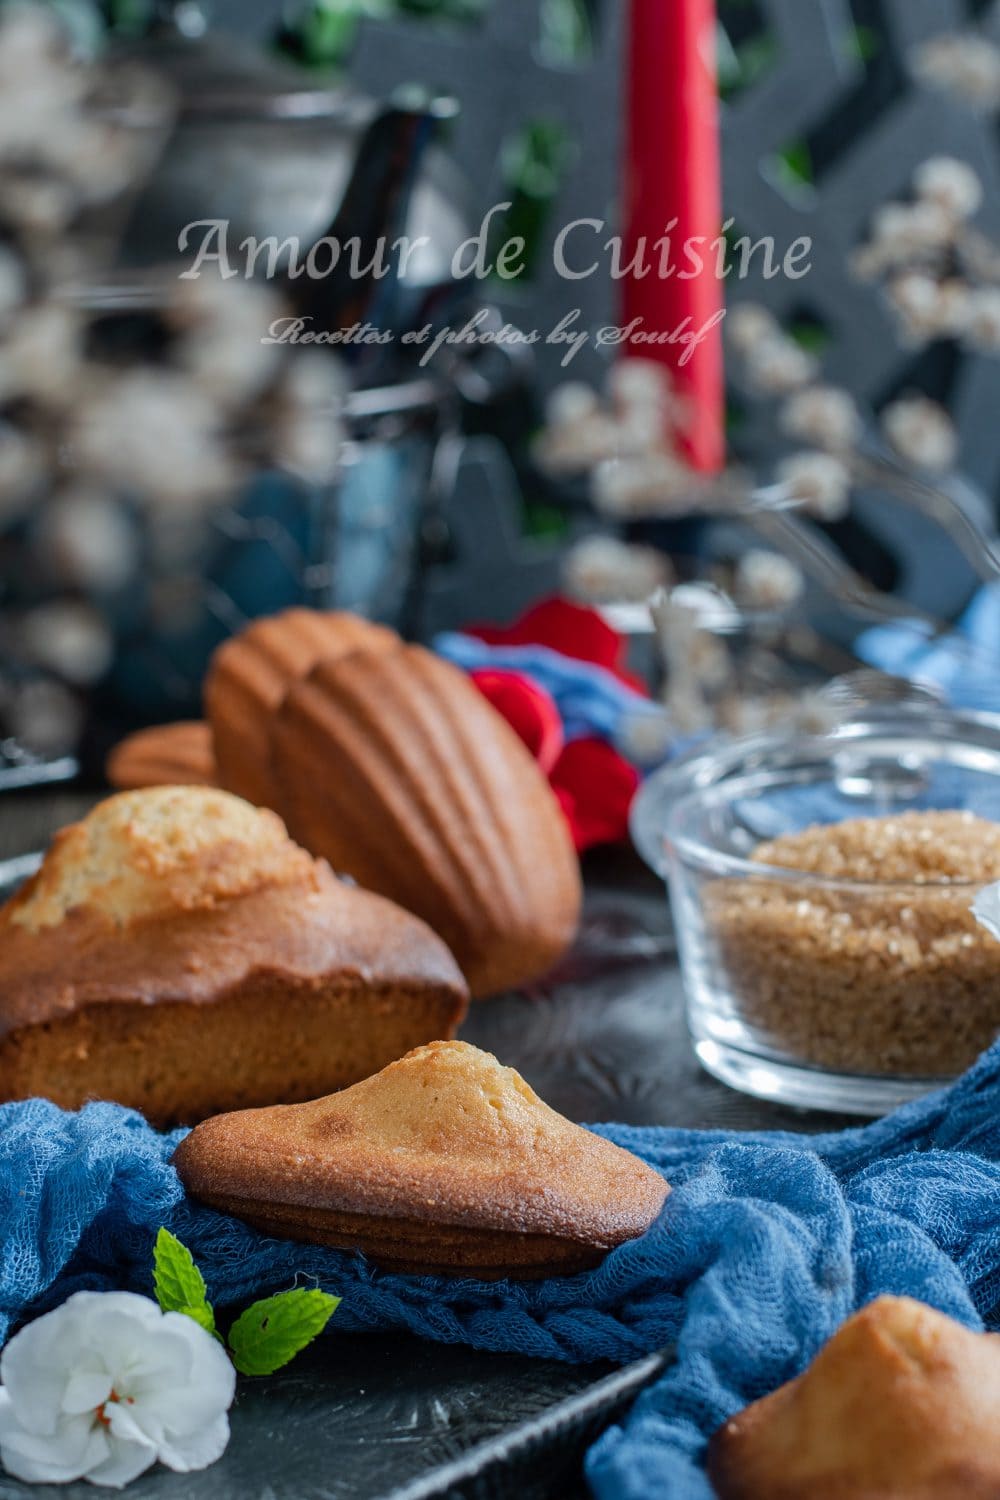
[623,0,725,474]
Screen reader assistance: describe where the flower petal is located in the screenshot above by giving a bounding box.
[0,1409,109,1484]
[550,737,640,851]
[158,1412,230,1474]
[0,1297,90,1434]
[469,668,564,774]
[85,1436,157,1491]
[62,1368,114,1416]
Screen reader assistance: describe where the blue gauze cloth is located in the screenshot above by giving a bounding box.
[4,1042,1000,1500]
[858,582,1000,712]
[433,631,665,750]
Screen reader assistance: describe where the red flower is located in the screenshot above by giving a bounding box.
[550,737,640,853]
[469,669,563,775]
[466,597,648,697]
[470,666,639,852]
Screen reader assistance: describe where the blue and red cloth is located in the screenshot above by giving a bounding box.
[435,598,668,852]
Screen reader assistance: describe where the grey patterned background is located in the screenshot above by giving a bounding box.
[256,0,1000,618]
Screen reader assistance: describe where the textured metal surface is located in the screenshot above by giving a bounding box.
[0,797,852,1499]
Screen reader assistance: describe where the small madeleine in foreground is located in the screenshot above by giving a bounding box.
[709,1296,1000,1500]
[173,1041,670,1279]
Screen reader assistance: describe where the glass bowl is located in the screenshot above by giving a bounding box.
[631,705,1000,1115]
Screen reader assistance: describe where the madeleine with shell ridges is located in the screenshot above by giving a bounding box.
[270,644,583,997]
[106,721,217,790]
[204,607,399,807]
[709,1295,1000,1500]
[0,786,468,1126]
[173,1040,670,1278]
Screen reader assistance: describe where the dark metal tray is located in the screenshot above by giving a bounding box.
[0,802,850,1500]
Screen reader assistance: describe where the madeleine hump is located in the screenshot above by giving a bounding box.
[174,1040,670,1279]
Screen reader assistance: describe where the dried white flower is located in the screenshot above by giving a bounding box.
[0,426,44,517]
[734,549,805,611]
[592,453,697,518]
[0,302,84,406]
[0,245,26,326]
[563,534,671,604]
[37,491,137,592]
[726,302,779,356]
[776,451,852,520]
[0,1291,235,1489]
[881,395,957,472]
[914,156,983,221]
[617,708,673,767]
[74,371,235,506]
[545,381,600,428]
[7,676,82,756]
[536,413,638,476]
[743,335,817,395]
[21,601,113,685]
[912,34,1000,113]
[964,286,1000,352]
[274,353,346,484]
[608,358,674,415]
[781,385,862,451]
[869,200,955,266]
[170,279,282,409]
[887,272,970,343]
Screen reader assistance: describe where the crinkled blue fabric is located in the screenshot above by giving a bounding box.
[433,631,664,749]
[858,583,1000,712]
[4,1043,1000,1499]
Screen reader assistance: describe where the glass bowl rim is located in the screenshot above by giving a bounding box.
[630,704,1000,891]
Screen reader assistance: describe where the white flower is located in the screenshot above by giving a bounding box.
[591,453,696,517]
[869,200,955,265]
[607,358,674,415]
[776,451,852,520]
[914,156,983,221]
[734,549,804,611]
[973,882,1000,943]
[8,678,82,757]
[273,354,347,485]
[0,303,84,407]
[0,1291,235,1490]
[21,601,113,685]
[887,272,970,343]
[545,381,600,428]
[881,396,957,473]
[912,35,1000,113]
[563,534,670,604]
[781,385,862,451]
[0,425,45,519]
[37,491,138,592]
[74,371,235,506]
[743,335,817,395]
[964,287,1000,352]
[170,279,282,409]
[726,302,779,356]
[617,708,673,767]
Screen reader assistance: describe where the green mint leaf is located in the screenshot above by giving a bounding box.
[228,1289,340,1376]
[153,1228,216,1336]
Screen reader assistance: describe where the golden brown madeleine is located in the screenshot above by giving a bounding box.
[709,1296,1000,1500]
[106,721,217,790]
[0,786,468,1126]
[173,1040,669,1278]
[204,608,399,807]
[269,644,583,997]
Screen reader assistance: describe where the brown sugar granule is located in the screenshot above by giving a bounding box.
[705,810,1000,1079]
